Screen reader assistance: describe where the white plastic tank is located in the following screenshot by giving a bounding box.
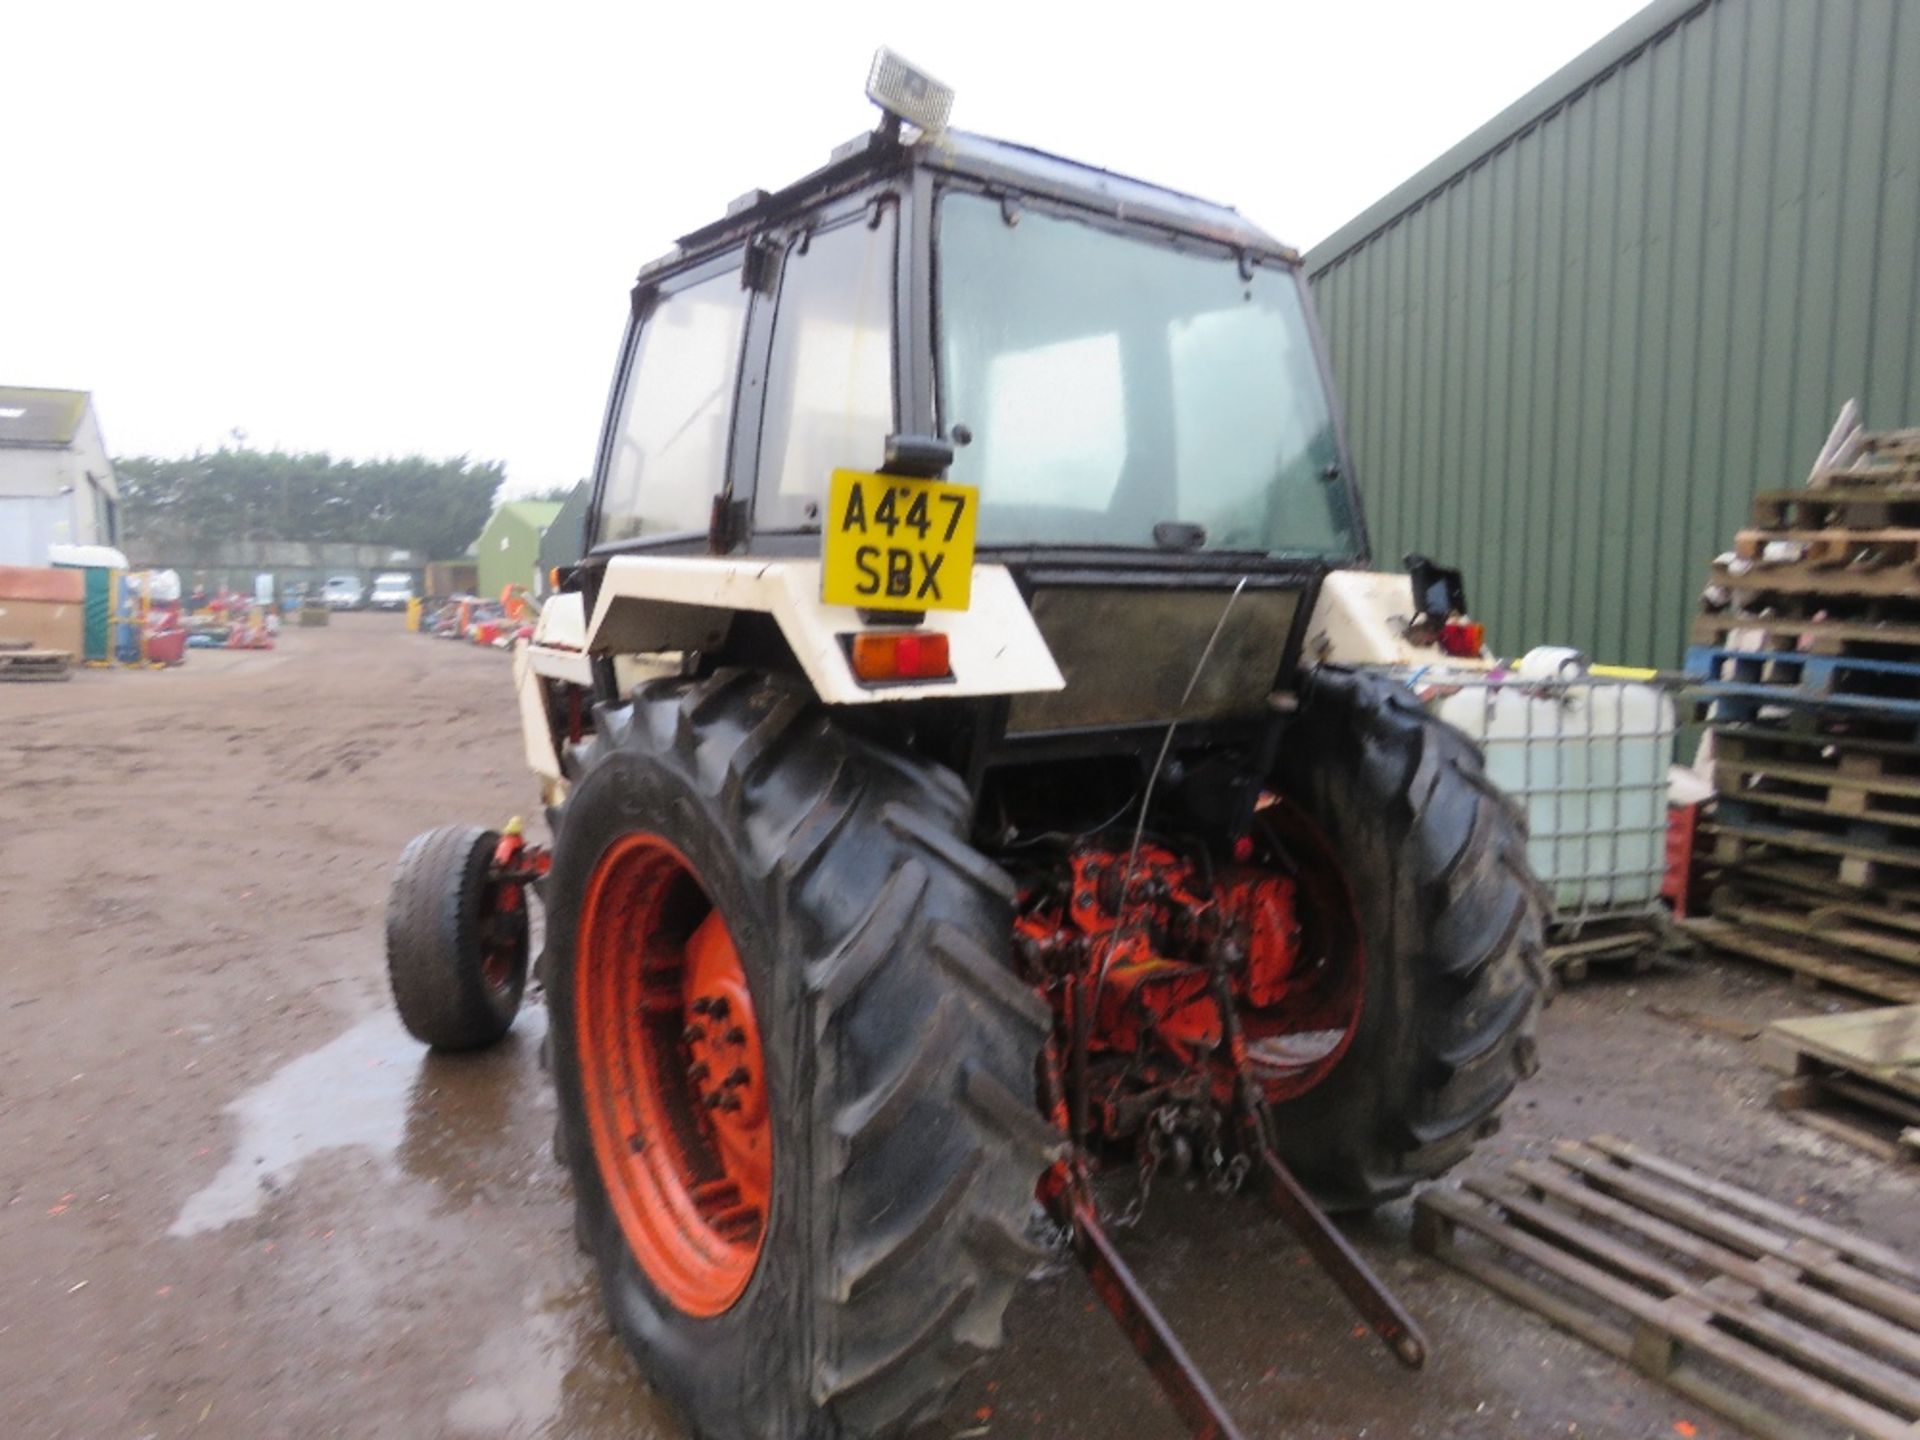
[1425,649,1675,917]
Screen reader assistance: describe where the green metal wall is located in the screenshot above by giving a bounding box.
[476,511,539,598]
[1306,0,1920,667]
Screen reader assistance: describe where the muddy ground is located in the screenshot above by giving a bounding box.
[1,615,1913,1440]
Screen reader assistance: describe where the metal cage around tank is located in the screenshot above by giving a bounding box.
[1408,667,1678,933]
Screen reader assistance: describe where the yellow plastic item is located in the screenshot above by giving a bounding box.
[405,596,423,632]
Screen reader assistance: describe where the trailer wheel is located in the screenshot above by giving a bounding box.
[545,670,1057,1440]
[1271,665,1548,1210]
[385,825,529,1051]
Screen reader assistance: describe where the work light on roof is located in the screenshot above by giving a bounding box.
[866,48,952,135]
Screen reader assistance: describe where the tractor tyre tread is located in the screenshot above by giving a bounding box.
[545,669,1054,1440]
[1273,665,1546,1210]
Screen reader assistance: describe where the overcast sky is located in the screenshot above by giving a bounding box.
[3,0,1646,494]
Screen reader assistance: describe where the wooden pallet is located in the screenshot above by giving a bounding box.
[1712,557,1920,600]
[1707,806,1920,888]
[1711,885,1920,973]
[1815,429,1920,482]
[1546,914,1667,983]
[1850,427,1920,463]
[1751,485,1920,532]
[1725,856,1920,917]
[1766,1006,1920,1163]
[1415,1136,1920,1440]
[1692,612,1920,656]
[1715,772,1920,838]
[0,648,72,682]
[1736,527,1920,567]
[1714,724,1920,773]
[1679,915,1920,1004]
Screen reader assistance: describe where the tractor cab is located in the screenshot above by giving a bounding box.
[566,53,1378,777]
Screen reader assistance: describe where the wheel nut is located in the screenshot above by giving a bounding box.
[690,997,715,1016]
[724,1026,747,1046]
[702,1091,725,1111]
[683,1023,707,1043]
[723,1066,749,1089]
[708,997,731,1021]
[719,1094,743,1113]
[688,1061,710,1083]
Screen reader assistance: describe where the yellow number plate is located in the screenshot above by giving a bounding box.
[821,469,978,612]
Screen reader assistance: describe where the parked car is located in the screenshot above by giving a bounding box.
[368,573,414,611]
[321,575,364,610]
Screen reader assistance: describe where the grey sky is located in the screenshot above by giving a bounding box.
[2,0,1645,495]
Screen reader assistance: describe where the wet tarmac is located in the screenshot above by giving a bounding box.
[2,615,1913,1439]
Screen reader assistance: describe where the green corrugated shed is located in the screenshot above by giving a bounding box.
[475,501,564,597]
[535,482,590,593]
[1307,0,1920,668]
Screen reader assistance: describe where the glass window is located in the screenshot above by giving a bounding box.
[756,210,896,527]
[938,192,1357,558]
[596,266,751,543]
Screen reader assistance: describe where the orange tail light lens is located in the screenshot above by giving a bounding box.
[849,630,951,682]
[1439,618,1486,658]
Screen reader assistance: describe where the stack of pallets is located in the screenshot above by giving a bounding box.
[1685,420,1920,1003]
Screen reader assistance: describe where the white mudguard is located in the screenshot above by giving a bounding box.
[526,592,592,686]
[1301,570,1490,670]
[513,642,567,807]
[581,556,1065,705]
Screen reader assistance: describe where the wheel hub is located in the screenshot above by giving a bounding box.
[576,835,771,1316]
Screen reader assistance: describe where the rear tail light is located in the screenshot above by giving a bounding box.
[849,630,951,682]
[1439,618,1486,658]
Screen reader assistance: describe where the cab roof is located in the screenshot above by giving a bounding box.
[648,127,1299,281]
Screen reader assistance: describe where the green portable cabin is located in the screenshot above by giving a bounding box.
[47,544,129,661]
[474,501,563,599]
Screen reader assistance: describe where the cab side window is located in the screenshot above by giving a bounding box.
[756,209,896,528]
[597,265,751,543]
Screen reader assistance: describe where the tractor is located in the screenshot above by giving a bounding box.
[386,51,1547,1440]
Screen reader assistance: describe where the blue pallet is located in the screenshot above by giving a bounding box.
[1685,646,1920,729]
[1687,683,1920,727]
[1686,644,1920,688]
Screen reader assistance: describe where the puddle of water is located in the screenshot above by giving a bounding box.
[447,1285,681,1440]
[170,1012,419,1236]
[446,1303,569,1435]
[169,1006,546,1237]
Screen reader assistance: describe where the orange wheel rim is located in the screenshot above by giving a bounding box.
[1242,797,1369,1103]
[576,834,771,1316]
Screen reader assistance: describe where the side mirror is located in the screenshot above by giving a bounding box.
[881,433,954,479]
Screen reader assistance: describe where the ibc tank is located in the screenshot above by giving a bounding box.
[1427,654,1674,918]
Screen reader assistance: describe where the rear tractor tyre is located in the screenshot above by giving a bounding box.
[544,669,1058,1440]
[385,824,530,1051]
[1271,665,1548,1210]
